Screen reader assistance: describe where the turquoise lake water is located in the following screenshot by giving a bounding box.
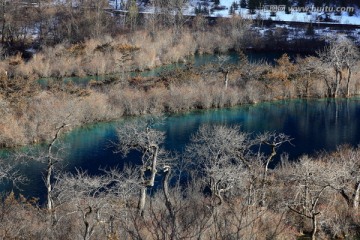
[2,98,360,203]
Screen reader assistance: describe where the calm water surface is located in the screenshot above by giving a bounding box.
[3,98,360,203]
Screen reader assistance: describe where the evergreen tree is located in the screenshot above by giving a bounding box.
[305,23,315,36]
[195,5,202,15]
[314,0,323,7]
[298,0,306,8]
[233,1,239,9]
[248,0,259,14]
[348,7,355,16]
[340,0,348,7]
[266,0,275,4]
[281,0,291,14]
[229,4,235,14]
[324,0,331,6]
[240,0,247,8]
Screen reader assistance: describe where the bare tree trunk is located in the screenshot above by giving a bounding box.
[333,72,338,98]
[224,71,229,90]
[46,161,54,211]
[259,146,276,207]
[137,145,158,217]
[138,186,146,217]
[334,70,342,98]
[163,166,177,239]
[46,124,68,212]
[353,182,360,210]
[306,78,310,98]
[346,67,352,98]
[82,206,96,240]
[138,167,146,217]
[214,188,224,206]
[117,120,164,218]
[0,0,6,44]
[148,146,158,187]
[210,177,224,206]
[311,214,317,240]
[247,183,254,205]
[339,189,351,207]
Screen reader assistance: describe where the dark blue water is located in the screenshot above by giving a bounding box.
[3,98,360,203]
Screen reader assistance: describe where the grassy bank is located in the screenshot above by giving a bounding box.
[1,49,360,148]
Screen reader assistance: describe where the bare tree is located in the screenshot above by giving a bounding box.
[0,0,34,46]
[341,38,360,97]
[52,168,138,240]
[54,171,107,240]
[125,0,139,31]
[45,123,70,212]
[0,154,26,190]
[186,125,291,208]
[149,0,189,40]
[318,35,360,98]
[255,132,292,207]
[285,156,336,240]
[4,122,71,237]
[325,146,360,211]
[115,117,167,217]
[161,165,177,238]
[186,125,252,206]
[296,56,321,98]
[217,55,232,90]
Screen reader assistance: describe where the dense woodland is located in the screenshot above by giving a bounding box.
[0,1,360,239]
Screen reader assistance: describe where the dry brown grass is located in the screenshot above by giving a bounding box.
[1,52,360,148]
[0,18,254,79]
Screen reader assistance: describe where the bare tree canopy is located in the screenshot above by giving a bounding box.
[318,35,360,98]
[186,125,291,206]
[115,116,169,216]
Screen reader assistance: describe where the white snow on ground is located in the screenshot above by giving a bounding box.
[109,0,360,25]
[199,0,360,25]
[238,8,360,25]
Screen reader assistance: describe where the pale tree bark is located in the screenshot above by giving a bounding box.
[318,35,359,98]
[288,185,327,240]
[52,169,138,240]
[286,157,335,240]
[217,56,234,90]
[116,118,166,217]
[346,67,352,98]
[148,145,158,187]
[138,144,158,216]
[0,0,6,44]
[333,69,342,98]
[353,182,360,210]
[187,125,291,209]
[137,169,147,217]
[224,70,229,90]
[328,146,360,211]
[46,123,69,212]
[186,125,249,206]
[162,166,177,239]
[258,132,291,207]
